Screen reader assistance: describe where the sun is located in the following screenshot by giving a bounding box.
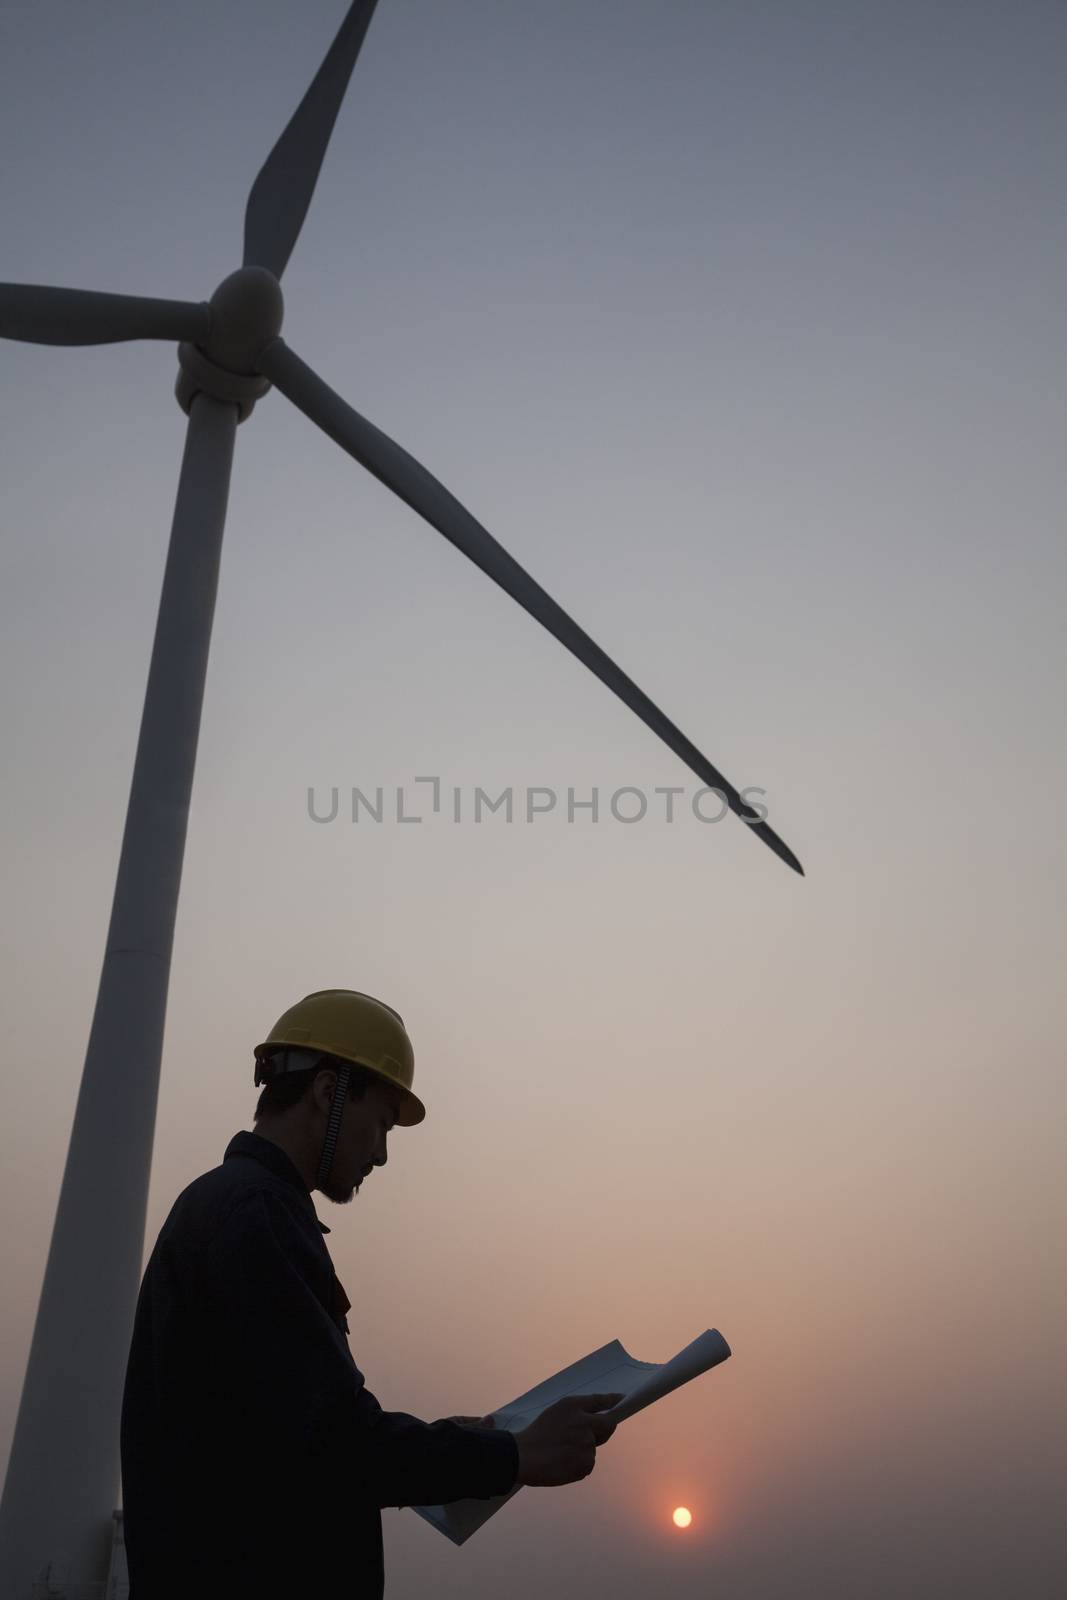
[672,1506,693,1529]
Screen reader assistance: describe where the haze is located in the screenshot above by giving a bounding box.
[1,2,1064,1595]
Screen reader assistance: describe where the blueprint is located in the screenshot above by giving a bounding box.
[413,1327,731,1545]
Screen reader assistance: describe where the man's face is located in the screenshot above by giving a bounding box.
[317,1074,401,1206]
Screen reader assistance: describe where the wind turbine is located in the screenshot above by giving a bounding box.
[0,1,802,1592]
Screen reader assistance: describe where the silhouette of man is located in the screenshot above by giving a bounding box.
[119,990,620,1598]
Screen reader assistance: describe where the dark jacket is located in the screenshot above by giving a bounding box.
[120,1130,517,1598]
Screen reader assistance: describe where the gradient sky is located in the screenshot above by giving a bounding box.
[1,2,1065,1595]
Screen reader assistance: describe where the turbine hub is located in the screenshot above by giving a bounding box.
[175,266,284,423]
[205,267,284,370]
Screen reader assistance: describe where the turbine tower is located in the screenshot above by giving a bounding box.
[0,4,801,1592]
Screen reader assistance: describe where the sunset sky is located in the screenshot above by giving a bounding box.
[1,2,1064,1595]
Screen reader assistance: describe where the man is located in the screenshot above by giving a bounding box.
[120,989,621,1598]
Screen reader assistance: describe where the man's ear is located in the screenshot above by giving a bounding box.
[311,1068,338,1114]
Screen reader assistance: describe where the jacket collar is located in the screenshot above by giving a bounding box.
[224,1130,332,1233]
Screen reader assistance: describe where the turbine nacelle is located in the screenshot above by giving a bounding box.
[176,266,284,422]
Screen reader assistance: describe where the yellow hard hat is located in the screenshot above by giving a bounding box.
[253,989,425,1126]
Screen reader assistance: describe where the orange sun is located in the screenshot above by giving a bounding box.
[672,1506,692,1529]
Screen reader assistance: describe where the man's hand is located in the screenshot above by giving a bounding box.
[446,1414,496,1430]
[513,1393,624,1488]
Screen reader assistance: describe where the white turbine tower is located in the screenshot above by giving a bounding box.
[0,2,802,1593]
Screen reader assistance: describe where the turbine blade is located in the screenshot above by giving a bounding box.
[242,0,380,279]
[0,284,210,346]
[258,338,804,875]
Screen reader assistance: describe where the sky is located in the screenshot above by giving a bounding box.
[1,0,1065,1594]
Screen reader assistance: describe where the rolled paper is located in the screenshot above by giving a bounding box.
[414,1326,732,1545]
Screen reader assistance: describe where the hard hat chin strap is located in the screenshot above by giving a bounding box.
[316,1061,351,1191]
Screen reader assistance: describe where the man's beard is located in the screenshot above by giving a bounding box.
[320,1170,356,1205]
